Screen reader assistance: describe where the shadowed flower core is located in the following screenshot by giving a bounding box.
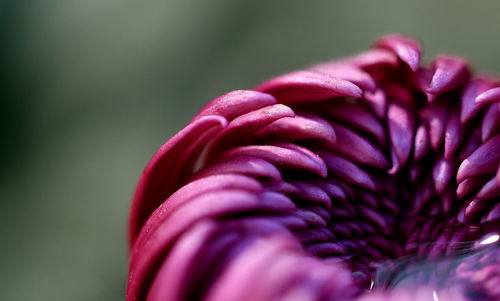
[127,35,500,301]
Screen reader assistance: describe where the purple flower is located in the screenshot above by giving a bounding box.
[127,35,500,301]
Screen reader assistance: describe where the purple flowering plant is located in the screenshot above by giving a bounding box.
[127,35,500,301]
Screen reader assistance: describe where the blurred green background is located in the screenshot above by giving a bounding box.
[1,0,499,300]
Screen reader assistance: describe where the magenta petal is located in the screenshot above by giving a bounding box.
[476,86,500,104]
[129,115,227,245]
[477,177,500,200]
[414,124,430,160]
[456,176,489,199]
[358,205,388,229]
[432,156,456,194]
[317,150,376,190]
[421,98,449,151]
[374,34,422,71]
[305,242,348,256]
[295,208,329,227]
[193,90,276,121]
[362,88,387,119]
[259,191,297,211]
[427,56,470,95]
[204,236,298,301]
[444,106,463,159]
[133,175,263,257]
[487,203,500,221]
[191,156,282,181]
[481,103,500,142]
[217,143,327,177]
[288,181,332,207]
[146,221,218,301]
[311,62,377,92]
[388,100,415,167]
[329,123,388,168]
[255,70,362,104]
[461,79,491,123]
[313,180,347,200]
[255,113,336,145]
[128,190,261,301]
[459,127,482,161]
[322,102,386,146]
[206,103,295,156]
[457,134,500,182]
[350,49,399,70]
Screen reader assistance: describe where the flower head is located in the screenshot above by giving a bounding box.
[127,35,500,301]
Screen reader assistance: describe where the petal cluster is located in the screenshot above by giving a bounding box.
[127,35,500,301]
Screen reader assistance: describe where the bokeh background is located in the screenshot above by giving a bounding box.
[1,0,500,300]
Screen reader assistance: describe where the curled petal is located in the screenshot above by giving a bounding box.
[349,49,399,70]
[476,86,500,104]
[313,180,347,200]
[317,150,376,190]
[311,62,377,92]
[288,181,332,207]
[191,156,282,181]
[255,113,336,145]
[129,115,227,244]
[320,101,386,145]
[329,123,389,168]
[477,176,500,200]
[305,242,348,256]
[193,90,276,121]
[204,235,299,301]
[217,143,327,177]
[420,97,450,151]
[444,106,463,159]
[255,70,362,104]
[457,176,489,199]
[128,190,262,301]
[457,134,500,182]
[374,34,422,71]
[459,127,482,162]
[481,103,500,142]
[427,56,470,95]
[363,89,387,119]
[388,99,415,167]
[414,124,430,160]
[206,104,295,156]
[146,220,218,301]
[432,156,456,194]
[461,79,491,123]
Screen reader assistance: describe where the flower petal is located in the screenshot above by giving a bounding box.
[457,134,500,182]
[311,62,377,92]
[193,90,276,121]
[477,176,500,200]
[255,113,336,145]
[316,150,376,190]
[475,86,500,104]
[374,34,422,71]
[255,71,362,104]
[481,103,500,142]
[206,104,295,156]
[432,156,456,194]
[329,123,389,168]
[129,115,227,245]
[426,56,470,95]
[461,79,491,123]
[444,106,463,159]
[217,143,327,177]
[191,156,282,181]
[320,101,386,146]
[388,99,415,167]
